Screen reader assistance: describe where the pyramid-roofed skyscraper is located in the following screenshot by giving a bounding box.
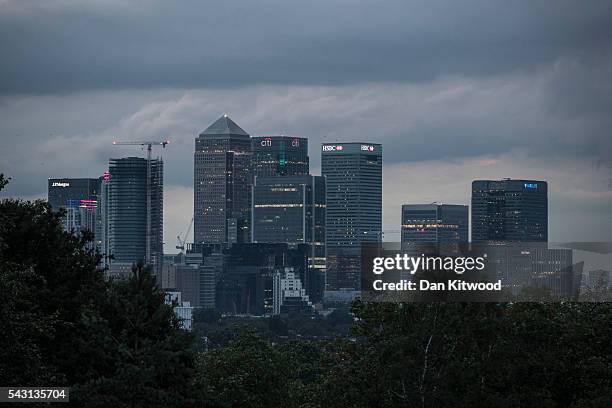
[194,114,252,245]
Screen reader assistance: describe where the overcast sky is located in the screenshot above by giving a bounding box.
[1,0,611,247]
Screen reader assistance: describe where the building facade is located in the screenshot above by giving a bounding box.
[472,179,548,242]
[322,142,382,297]
[251,136,309,178]
[273,267,314,315]
[107,157,163,272]
[194,115,252,245]
[48,178,101,244]
[252,174,326,302]
[252,174,325,247]
[401,204,468,244]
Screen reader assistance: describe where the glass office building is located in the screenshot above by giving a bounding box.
[107,157,163,271]
[252,174,326,300]
[322,142,382,298]
[252,174,325,246]
[251,136,309,178]
[472,179,547,242]
[401,204,468,243]
[194,115,252,245]
[48,178,101,248]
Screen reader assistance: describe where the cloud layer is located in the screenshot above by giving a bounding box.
[0,0,611,247]
[1,0,612,93]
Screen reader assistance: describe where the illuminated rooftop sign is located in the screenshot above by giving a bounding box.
[524,183,538,189]
[51,182,70,188]
[322,145,343,151]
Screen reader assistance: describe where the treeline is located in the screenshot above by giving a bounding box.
[1,173,610,408]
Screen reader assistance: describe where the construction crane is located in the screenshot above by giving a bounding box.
[112,139,170,265]
[112,140,169,161]
[176,215,194,253]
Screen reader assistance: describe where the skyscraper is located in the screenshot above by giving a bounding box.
[48,178,101,249]
[401,204,468,244]
[107,157,163,271]
[252,174,326,297]
[194,115,252,245]
[251,136,309,178]
[471,179,547,242]
[252,174,325,246]
[322,142,382,298]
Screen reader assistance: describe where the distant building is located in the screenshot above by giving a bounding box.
[401,204,468,244]
[165,291,194,331]
[251,174,325,289]
[251,136,309,178]
[176,264,200,308]
[194,115,252,245]
[48,178,101,248]
[273,267,315,315]
[587,269,610,291]
[159,263,178,290]
[322,142,382,299]
[107,157,163,272]
[472,179,547,242]
[206,243,309,315]
[485,245,577,300]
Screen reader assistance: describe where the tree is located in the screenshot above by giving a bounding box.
[72,263,196,408]
[0,176,195,407]
[194,332,293,408]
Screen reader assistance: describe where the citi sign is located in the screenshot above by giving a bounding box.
[52,182,70,188]
[260,137,273,147]
[322,145,344,151]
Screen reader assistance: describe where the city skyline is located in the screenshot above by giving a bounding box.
[8,113,612,249]
[1,1,611,246]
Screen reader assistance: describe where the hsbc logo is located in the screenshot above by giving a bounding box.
[361,145,375,151]
[323,145,343,152]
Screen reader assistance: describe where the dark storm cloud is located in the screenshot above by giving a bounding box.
[1,1,611,242]
[1,0,611,94]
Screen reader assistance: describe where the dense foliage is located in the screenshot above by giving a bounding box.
[1,173,610,407]
[0,174,194,407]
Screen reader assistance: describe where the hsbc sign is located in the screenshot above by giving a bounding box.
[361,145,375,151]
[322,145,344,152]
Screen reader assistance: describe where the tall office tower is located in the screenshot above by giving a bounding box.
[472,179,547,242]
[252,175,325,246]
[401,204,468,243]
[252,174,326,297]
[194,115,252,245]
[251,136,309,178]
[107,157,163,272]
[48,178,101,245]
[322,143,382,299]
[98,171,111,266]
